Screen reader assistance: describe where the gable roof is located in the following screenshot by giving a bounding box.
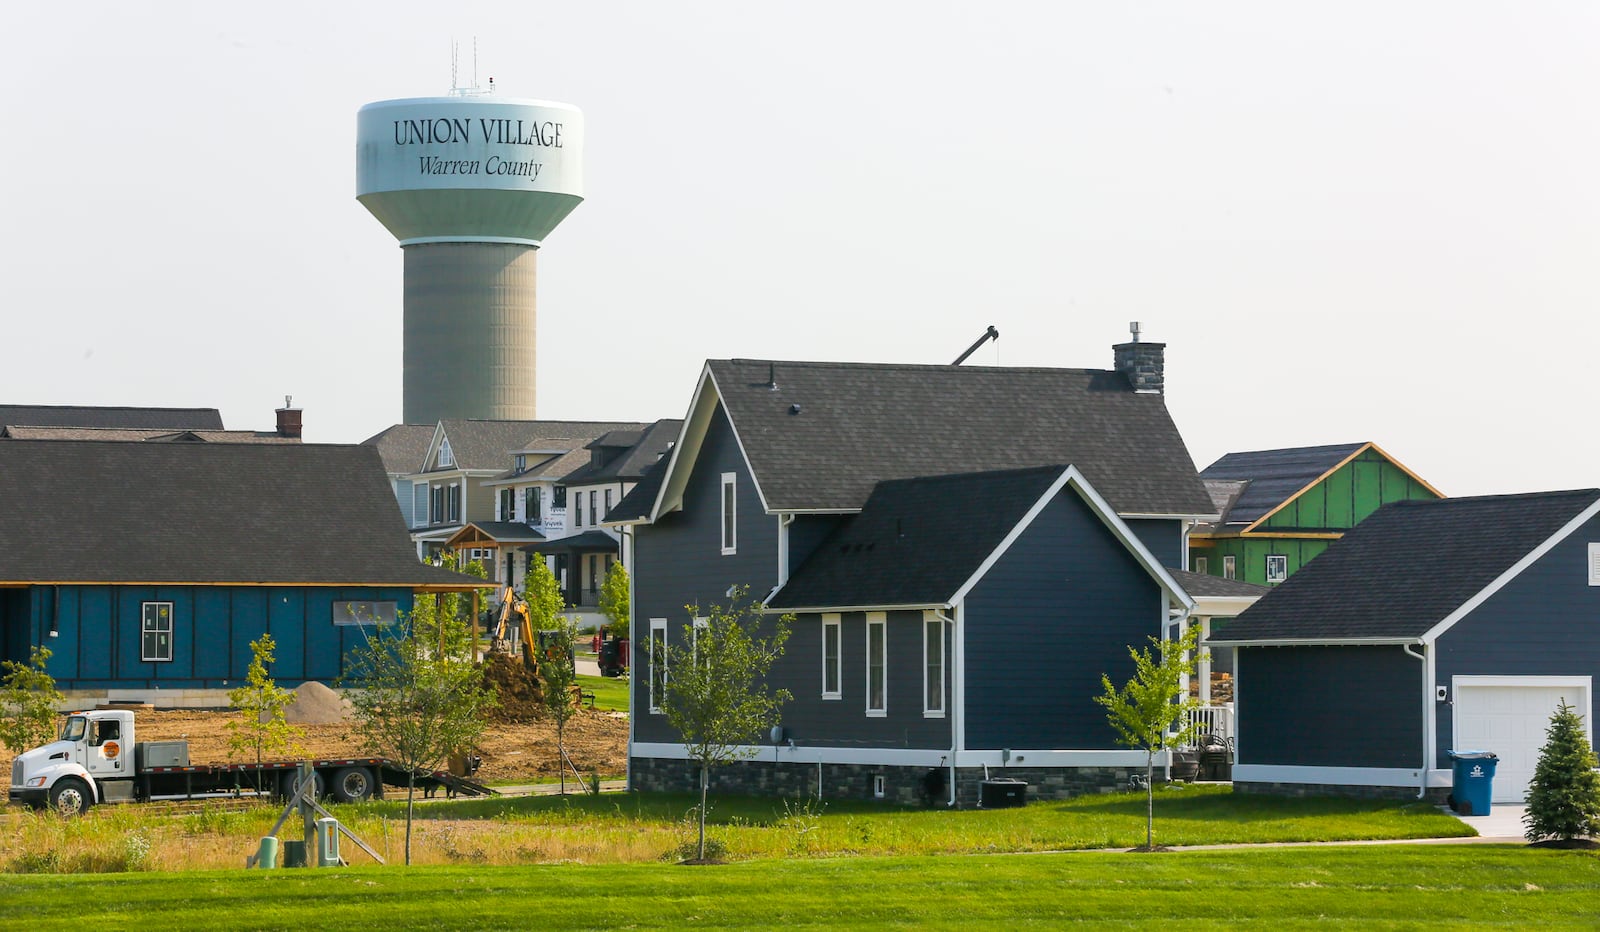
[1198,441,1442,530]
[0,440,480,589]
[767,465,1191,613]
[361,424,436,475]
[561,418,683,487]
[423,419,650,473]
[1209,489,1600,645]
[647,359,1213,520]
[1171,569,1269,600]
[0,405,224,432]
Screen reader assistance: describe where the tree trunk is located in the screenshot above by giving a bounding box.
[698,762,709,861]
[1146,749,1155,850]
[405,771,416,866]
[558,719,566,795]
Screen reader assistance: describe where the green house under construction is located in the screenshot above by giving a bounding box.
[1189,442,1442,587]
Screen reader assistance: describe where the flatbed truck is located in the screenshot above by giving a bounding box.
[8,709,493,815]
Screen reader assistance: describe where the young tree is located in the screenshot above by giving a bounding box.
[226,634,303,793]
[1523,699,1600,843]
[0,646,64,753]
[540,615,582,794]
[661,586,792,861]
[599,562,630,639]
[343,610,496,864]
[522,556,566,632]
[1094,623,1203,850]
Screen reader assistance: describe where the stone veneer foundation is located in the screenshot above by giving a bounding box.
[1235,781,1449,803]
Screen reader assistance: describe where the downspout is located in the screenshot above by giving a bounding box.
[1403,641,1429,799]
[622,525,635,792]
[936,606,960,807]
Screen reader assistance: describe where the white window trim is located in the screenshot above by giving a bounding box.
[1589,543,1600,586]
[438,438,454,468]
[648,618,668,714]
[923,612,945,718]
[1222,555,1237,580]
[821,614,842,700]
[1195,556,1208,575]
[691,616,708,666]
[866,612,887,717]
[141,601,174,663]
[720,472,737,555]
[1265,554,1287,585]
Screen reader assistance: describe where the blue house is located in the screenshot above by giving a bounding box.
[608,343,1218,805]
[1210,489,1600,803]
[0,439,480,705]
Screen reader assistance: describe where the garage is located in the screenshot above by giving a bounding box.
[1453,677,1592,802]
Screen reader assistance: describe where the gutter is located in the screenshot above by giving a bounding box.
[1403,641,1429,799]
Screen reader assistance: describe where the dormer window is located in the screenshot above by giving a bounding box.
[439,439,454,468]
[515,454,526,471]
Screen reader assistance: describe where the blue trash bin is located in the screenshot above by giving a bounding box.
[1447,750,1498,816]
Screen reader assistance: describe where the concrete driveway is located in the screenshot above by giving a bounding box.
[1450,803,1527,840]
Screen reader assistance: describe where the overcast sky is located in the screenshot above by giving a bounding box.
[3,3,1596,497]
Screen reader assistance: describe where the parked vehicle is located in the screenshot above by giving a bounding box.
[8,710,492,815]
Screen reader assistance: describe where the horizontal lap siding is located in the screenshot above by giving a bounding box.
[963,491,1169,750]
[1124,519,1182,569]
[1435,512,1600,764]
[765,611,951,749]
[1236,645,1420,767]
[632,404,779,745]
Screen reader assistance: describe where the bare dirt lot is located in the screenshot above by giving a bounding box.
[0,707,628,784]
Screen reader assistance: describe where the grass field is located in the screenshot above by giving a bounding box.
[0,785,1471,871]
[573,673,628,712]
[1,845,1596,929]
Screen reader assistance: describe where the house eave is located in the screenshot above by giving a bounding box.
[761,602,949,615]
[1208,636,1424,648]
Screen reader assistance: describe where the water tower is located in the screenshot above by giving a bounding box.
[356,89,583,423]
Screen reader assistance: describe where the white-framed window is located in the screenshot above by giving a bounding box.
[720,473,737,554]
[447,484,461,522]
[604,487,614,519]
[866,612,887,717]
[1223,555,1237,580]
[923,612,945,717]
[1195,556,1208,575]
[590,491,599,528]
[648,618,668,714]
[438,439,454,467]
[525,486,541,523]
[499,488,515,521]
[821,614,842,699]
[1589,543,1600,586]
[575,493,585,527]
[141,602,173,662]
[872,775,886,799]
[334,601,398,626]
[1265,554,1288,585]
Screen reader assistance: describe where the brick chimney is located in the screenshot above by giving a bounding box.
[275,396,303,439]
[1113,322,1165,394]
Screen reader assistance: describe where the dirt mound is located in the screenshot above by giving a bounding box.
[284,681,353,724]
[482,653,545,722]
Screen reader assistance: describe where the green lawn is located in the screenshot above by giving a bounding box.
[2,846,1596,929]
[574,673,628,712]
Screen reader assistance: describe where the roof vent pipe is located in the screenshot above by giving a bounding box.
[951,325,1000,365]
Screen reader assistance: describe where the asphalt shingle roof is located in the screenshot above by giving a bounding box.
[1171,569,1269,599]
[0,440,480,587]
[432,420,649,473]
[361,424,436,474]
[707,359,1212,516]
[1199,443,1366,526]
[0,405,224,431]
[768,466,1066,610]
[561,419,682,486]
[605,457,667,524]
[4,427,297,444]
[1209,489,1600,644]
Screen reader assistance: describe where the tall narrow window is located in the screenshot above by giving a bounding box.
[720,473,737,554]
[1194,556,1208,575]
[499,488,515,521]
[575,493,585,527]
[923,613,945,717]
[821,614,842,699]
[589,491,598,528]
[438,439,454,467]
[142,602,173,662]
[447,484,461,522]
[526,486,541,524]
[648,618,668,714]
[691,616,709,667]
[603,487,614,519]
[866,613,886,716]
[1222,555,1236,580]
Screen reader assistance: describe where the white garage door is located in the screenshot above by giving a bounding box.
[1453,678,1592,803]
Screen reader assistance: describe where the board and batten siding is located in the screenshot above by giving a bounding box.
[19,584,415,689]
[1432,510,1600,765]
[1258,449,1439,532]
[632,403,780,745]
[1234,645,1421,768]
[963,490,1169,750]
[758,610,952,749]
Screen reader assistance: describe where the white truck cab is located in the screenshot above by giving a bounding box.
[9,710,136,814]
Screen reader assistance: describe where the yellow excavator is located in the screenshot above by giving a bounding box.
[489,587,536,670]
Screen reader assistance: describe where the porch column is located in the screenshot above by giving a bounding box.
[1197,616,1212,704]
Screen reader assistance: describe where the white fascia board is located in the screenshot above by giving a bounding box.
[630,743,1154,769]
[1232,764,1451,788]
[1120,512,1223,523]
[947,466,1193,612]
[771,508,864,516]
[1420,496,1600,644]
[760,602,948,615]
[1208,636,1420,647]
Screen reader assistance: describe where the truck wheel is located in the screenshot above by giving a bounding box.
[280,769,325,803]
[50,778,92,816]
[332,767,374,802]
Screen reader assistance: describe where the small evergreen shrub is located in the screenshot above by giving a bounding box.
[1522,700,1600,842]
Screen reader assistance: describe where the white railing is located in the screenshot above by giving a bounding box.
[1186,704,1234,745]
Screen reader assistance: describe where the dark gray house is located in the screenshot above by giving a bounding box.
[1210,489,1600,803]
[608,348,1217,805]
[0,440,480,703]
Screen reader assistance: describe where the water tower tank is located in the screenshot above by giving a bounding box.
[356,95,583,423]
